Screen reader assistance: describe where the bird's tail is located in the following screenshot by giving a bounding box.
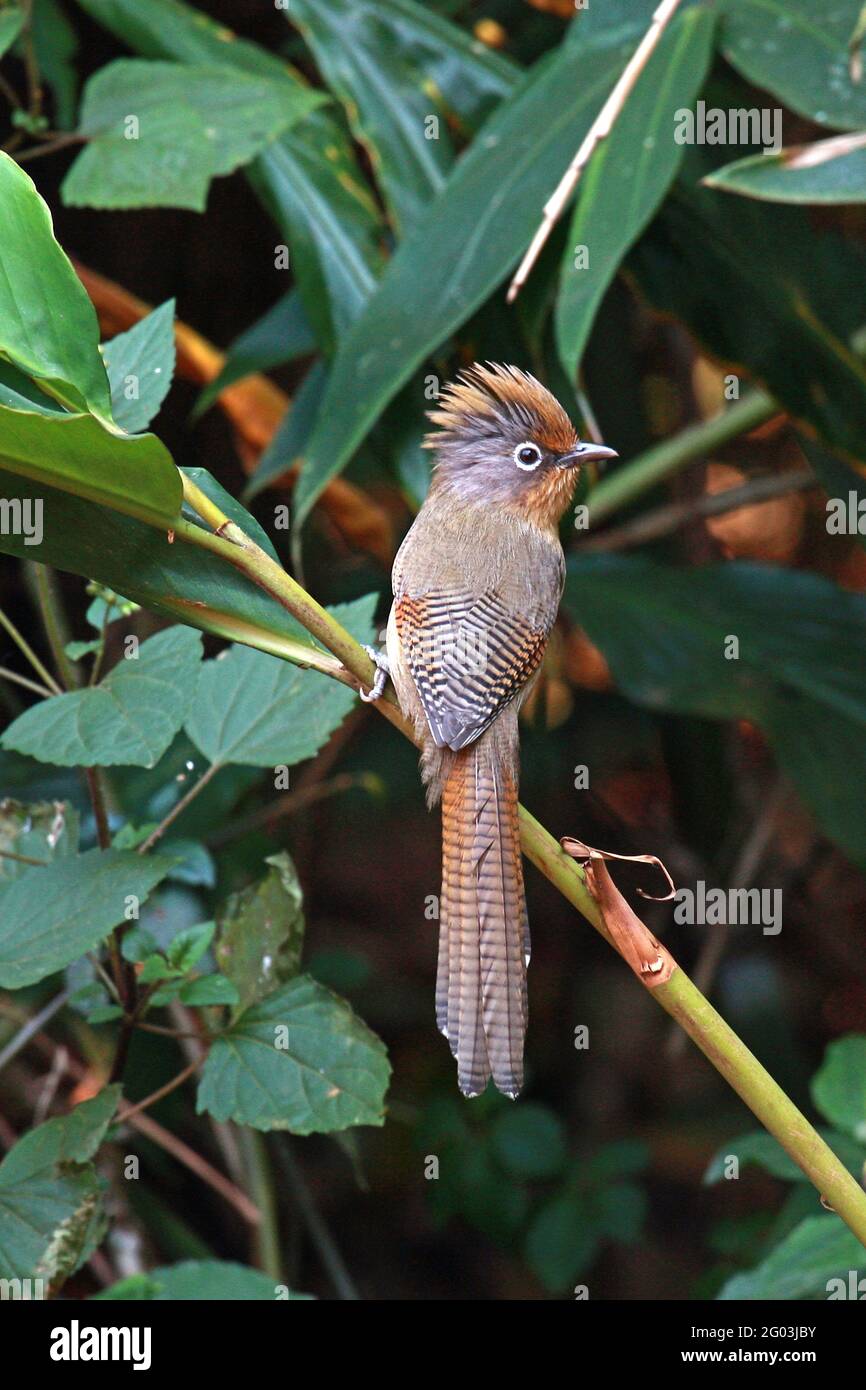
[438,729,529,1098]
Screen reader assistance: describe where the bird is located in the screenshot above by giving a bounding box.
[363,363,617,1098]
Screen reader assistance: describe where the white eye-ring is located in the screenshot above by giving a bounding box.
[513,441,543,471]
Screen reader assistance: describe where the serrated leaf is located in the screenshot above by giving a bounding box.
[718,1215,866,1300]
[812,1035,866,1143]
[0,848,172,988]
[0,1087,121,1182]
[0,152,111,417]
[102,299,176,432]
[63,59,325,212]
[184,594,376,768]
[166,920,214,973]
[0,797,78,883]
[216,851,305,1018]
[2,626,203,768]
[197,976,390,1134]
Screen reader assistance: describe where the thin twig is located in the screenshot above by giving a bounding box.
[0,846,48,867]
[136,761,219,854]
[0,663,54,698]
[0,605,61,693]
[30,563,80,689]
[119,1059,200,1124]
[507,0,685,303]
[273,1141,360,1300]
[0,989,69,1075]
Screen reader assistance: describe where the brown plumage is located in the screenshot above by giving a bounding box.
[384,363,617,1097]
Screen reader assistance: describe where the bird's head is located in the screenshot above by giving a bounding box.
[425,362,617,528]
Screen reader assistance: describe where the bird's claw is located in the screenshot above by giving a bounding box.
[359,644,390,703]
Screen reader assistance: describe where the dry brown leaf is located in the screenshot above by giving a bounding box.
[561,837,677,986]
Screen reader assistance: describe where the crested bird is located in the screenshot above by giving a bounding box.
[366,364,617,1098]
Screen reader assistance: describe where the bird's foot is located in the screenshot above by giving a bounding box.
[359,644,390,703]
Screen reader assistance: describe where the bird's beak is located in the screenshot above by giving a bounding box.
[558,441,619,468]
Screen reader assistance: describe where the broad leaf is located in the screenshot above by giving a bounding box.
[102,299,176,432]
[244,359,327,500]
[2,626,203,768]
[30,0,79,129]
[294,23,640,520]
[720,0,866,132]
[718,1216,866,1299]
[63,59,325,212]
[95,1258,313,1299]
[184,595,376,768]
[197,976,391,1134]
[0,848,172,988]
[811,1035,866,1143]
[0,5,23,57]
[706,134,866,204]
[216,851,305,1018]
[0,1087,121,1183]
[0,153,111,418]
[565,556,866,866]
[0,405,181,527]
[557,7,714,375]
[192,292,315,419]
[525,1194,599,1291]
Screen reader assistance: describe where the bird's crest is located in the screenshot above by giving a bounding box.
[425,362,577,455]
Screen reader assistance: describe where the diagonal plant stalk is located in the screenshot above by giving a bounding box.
[173,473,866,1247]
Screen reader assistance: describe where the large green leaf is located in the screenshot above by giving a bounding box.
[705,133,866,204]
[2,626,202,769]
[216,851,305,1019]
[556,7,715,375]
[30,0,79,129]
[0,406,181,527]
[0,848,172,988]
[184,594,375,768]
[0,154,111,418]
[627,152,866,465]
[0,1088,120,1283]
[197,976,391,1134]
[811,1035,866,1143]
[565,556,866,866]
[95,1259,313,1300]
[102,299,176,432]
[718,1216,866,1299]
[0,5,24,57]
[294,23,639,520]
[720,0,866,132]
[290,0,515,233]
[73,0,384,351]
[192,292,315,419]
[63,59,323,211]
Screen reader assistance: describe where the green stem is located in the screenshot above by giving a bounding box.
[587,390,776,526]
[173,473,866,1250]
[239,1129,283,1282]
[0,603,61,694]
[30,562,81,689]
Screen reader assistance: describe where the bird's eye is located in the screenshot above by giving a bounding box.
[514,441,543,470]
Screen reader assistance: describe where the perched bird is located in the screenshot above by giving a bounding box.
[364,364,616,1098]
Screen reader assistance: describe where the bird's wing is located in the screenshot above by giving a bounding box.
[395,586,550,751]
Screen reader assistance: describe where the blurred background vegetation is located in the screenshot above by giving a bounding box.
[1,0,866,1300]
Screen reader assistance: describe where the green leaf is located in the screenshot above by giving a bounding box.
[705,1128,866,1184]
[718,1215,866,1300]
[215,851,305,1018]
[74,0,384,350]
[0,404,181,528]
[566,556,866,867]
[0,153,112,417]
[244,359,327,501]
[30,0,79,129]
[184,595,376,768]
[524,1193,599,1291]
[102,299,176,432]
[0,5,24,57]
[556,7,715,375]
[120,926,159,963]
[179,974,239,1007]
[197,976,391,1134]
[0,797,78,883]
[2,626,203,768]
[490,1104,568,1179]
[0,1088,120,1283]
[812,1035,866,1143]
[94,1258,313,1300]
[705,134,866,204]
[64,638,101,661]
[627,152,866,466]
[63,59,325,212]
[295,22,637,520]
[0,848,172,988]
[192,292,316,420]
[292,0,464,232]
[720,0,866,133]
[166,920,214,973]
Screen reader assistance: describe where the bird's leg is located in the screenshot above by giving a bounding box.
[359,644,390,703]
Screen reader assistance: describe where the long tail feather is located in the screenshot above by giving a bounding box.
[438,732,528,1097]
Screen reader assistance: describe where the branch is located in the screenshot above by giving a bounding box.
[507,0,685,303]
[176,472,866,1250]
